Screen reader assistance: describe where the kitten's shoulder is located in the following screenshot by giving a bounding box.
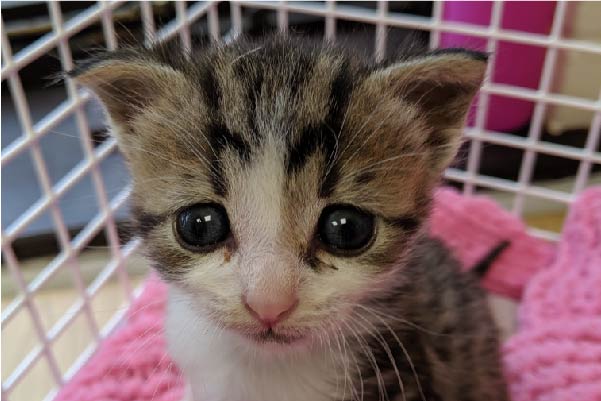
[404,235,491,321]
[410,235,462,271]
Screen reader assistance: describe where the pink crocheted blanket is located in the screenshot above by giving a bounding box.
[55,187,601,401]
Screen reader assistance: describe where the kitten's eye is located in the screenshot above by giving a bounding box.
[317,205,375,254]
[175,203,230,251]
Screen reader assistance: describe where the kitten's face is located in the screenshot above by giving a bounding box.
[75,38,485,348]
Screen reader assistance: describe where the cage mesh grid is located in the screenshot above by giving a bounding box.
[1,1,600,400]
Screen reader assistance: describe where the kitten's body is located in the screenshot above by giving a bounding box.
[74,36,507,401]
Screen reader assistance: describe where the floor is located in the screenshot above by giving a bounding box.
[1,212,564,401]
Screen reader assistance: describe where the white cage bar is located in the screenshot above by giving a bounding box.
[1,1,600,400]
[464,0,502,196]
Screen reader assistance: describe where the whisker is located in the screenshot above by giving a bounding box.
[355,305,426,401]
[352,310,406,401]
[341,319,387,401]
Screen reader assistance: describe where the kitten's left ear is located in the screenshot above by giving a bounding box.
[69,50,191,131]
[367,49,487,168]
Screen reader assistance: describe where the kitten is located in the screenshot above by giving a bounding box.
[73,36,508,401]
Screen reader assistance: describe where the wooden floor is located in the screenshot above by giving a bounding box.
[1,212,562,401]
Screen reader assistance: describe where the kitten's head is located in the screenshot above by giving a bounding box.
[74,37,486,349]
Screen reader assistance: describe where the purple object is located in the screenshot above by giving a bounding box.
[441,1,557,132]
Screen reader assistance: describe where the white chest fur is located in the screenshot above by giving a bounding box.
[166,287,349,401]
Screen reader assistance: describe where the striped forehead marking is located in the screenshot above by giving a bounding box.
[199,52,356,199]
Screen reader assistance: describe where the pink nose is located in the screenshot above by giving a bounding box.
[243,293,298,328]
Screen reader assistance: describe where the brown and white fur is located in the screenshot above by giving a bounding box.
[73,36,508,401]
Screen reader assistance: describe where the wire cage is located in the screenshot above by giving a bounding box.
[1,1,600,400]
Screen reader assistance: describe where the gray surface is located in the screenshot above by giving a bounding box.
[2,86,131,237]
[1,1,44,9]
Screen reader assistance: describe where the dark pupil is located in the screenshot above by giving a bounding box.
[176,204,230,248]
[318,205,374,251]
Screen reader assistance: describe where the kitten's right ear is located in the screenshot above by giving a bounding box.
[364,49,487,170]
[70,52,189,128]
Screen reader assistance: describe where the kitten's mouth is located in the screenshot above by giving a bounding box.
[222,321,310,346]
[250,328,306,345]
